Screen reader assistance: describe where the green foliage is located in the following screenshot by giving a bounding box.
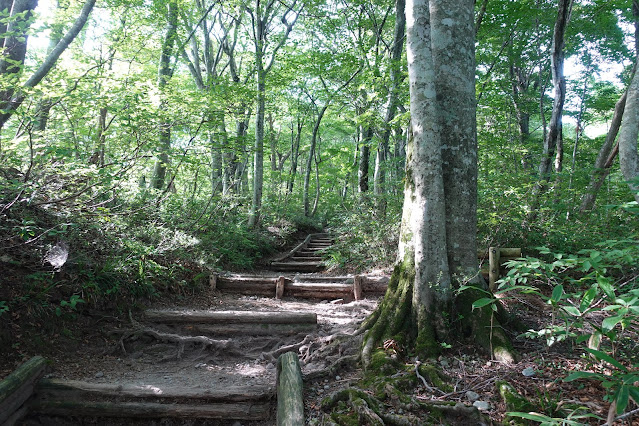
[326,197,401,270]
[494,240,639,421]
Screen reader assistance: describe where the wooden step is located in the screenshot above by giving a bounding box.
[293,251,323,257]
[290,256,322,262]
[302,247,329,252]
[29,379,273,421]
[277,282,354,300]
[270,262,324,272]
[144,310,317,324]
[144,310,317,335]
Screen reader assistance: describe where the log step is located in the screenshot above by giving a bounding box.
[295,250,325,256]
[285,283,353,299]
[270,262,324,272]
[29,379,273,421]
[290,256,322,262]
[144,310,317,325]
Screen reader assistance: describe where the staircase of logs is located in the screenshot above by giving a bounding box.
[1,233,390,425]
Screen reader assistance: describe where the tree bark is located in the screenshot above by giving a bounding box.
[374,0,406,200]
[579,92,626,212]
[0,0,97,131]
[617,56,639,204]
[358,127,372,193]
[247,0,300,228]
[362,0,512,364]
[529,0,572,215]
[287,116,303,194]
[151,1,178,190]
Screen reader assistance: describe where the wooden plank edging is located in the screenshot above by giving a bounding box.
[0,356,47,425]
[276,352,304,426]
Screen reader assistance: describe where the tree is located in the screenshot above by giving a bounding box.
[246,0,302,228]
[617,56,639,204]
[528,0,572,217]
[0,0,97,133]
[361,0,512,363]
[150,0,179,190]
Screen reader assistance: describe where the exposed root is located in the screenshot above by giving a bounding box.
[321,386,484,426]
[303,354,358,381]
[261,335,313,362]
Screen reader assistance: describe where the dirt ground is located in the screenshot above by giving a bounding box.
[3,267,637,425]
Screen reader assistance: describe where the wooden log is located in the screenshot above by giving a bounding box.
[353,275,363,301]
[30,400,271,420]
[181,323,316,336]
[290,256,322,262]
[275,276,286,299]
[209,273,217,290]
[291,251,322,258]
[489,247,501,292]
[216,278,276,296]
[277,352,304,426]
[36,379,274,402]
[144,310,317,325]
[270,262,323,272]
[0,355,47,425]
[361,276,389,294]
[294,276,353,283]
[285,283,353,299]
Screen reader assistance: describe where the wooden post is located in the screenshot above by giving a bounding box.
[353,275,363,301]
[489,247,500,292]
[0,356,47,424]
[276,352,304,426]
[209,273,217,291]
[275,276,286,300]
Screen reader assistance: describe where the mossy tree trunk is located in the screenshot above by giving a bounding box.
[362,0,513,365]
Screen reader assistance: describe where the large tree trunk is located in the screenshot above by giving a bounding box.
[618,56,639,204]
[362,0,512,365]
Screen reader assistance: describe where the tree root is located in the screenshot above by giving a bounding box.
[321,385,486,426]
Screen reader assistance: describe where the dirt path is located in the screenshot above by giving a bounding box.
[20,233,384,425]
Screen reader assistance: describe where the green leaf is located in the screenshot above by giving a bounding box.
[580,285,598,311]
[564,371,602,381]
[616,385,629,414]
[584,348,628,371]
[507,412,552,422]
[562,306,581,316]
[472,298,495,310]
[597,275,615,299]
[602,315,624,332]
[551,284,564,303]
[628,386,639,405]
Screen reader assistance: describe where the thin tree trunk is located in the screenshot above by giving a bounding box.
[287,117,302,194]
[579,94,626,212]
[358,127,372,193]
[528,0,572,218]
[0,0,97,131]
[151,1,178,190]
[303,106,327,216]
[374,0,406,200]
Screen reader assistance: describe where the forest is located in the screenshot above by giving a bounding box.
[1,0,639,424]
